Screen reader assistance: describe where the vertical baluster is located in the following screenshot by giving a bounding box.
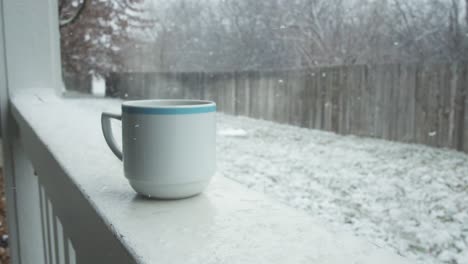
[39,185,49,264]
[54,216,65,264]
[47,199,56,264]
[63,232,70,264]
[67,239,77,264]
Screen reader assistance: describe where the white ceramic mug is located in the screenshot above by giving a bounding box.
[101,99,216,199]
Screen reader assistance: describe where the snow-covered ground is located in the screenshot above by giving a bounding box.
[216,113,468,264]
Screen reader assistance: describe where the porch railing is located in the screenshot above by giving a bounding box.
[2,89,414,264]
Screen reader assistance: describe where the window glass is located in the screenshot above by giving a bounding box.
[59,1,468,264]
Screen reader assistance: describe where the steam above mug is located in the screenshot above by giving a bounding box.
[101,99,216,199]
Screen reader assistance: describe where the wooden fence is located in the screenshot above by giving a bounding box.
[103,63,468,152]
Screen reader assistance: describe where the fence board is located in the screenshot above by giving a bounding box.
[461,64,468,152]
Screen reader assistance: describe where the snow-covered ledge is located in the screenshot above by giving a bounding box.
[10,88,412,264]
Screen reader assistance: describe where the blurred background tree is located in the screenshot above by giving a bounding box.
[59,0,153,77]
[60,0,468,74]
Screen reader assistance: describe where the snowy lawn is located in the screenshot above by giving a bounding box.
[216,113,468,264]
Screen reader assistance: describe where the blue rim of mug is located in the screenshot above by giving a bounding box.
[122,99,216,115]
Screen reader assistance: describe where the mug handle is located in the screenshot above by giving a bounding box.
[101,112,123,161]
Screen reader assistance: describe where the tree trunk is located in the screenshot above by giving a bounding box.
[466,0,468,30]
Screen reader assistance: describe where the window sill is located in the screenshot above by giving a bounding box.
[10,89,411,264]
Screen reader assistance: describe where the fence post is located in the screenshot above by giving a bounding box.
[447,63,457,148]
[462,64,468,152]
